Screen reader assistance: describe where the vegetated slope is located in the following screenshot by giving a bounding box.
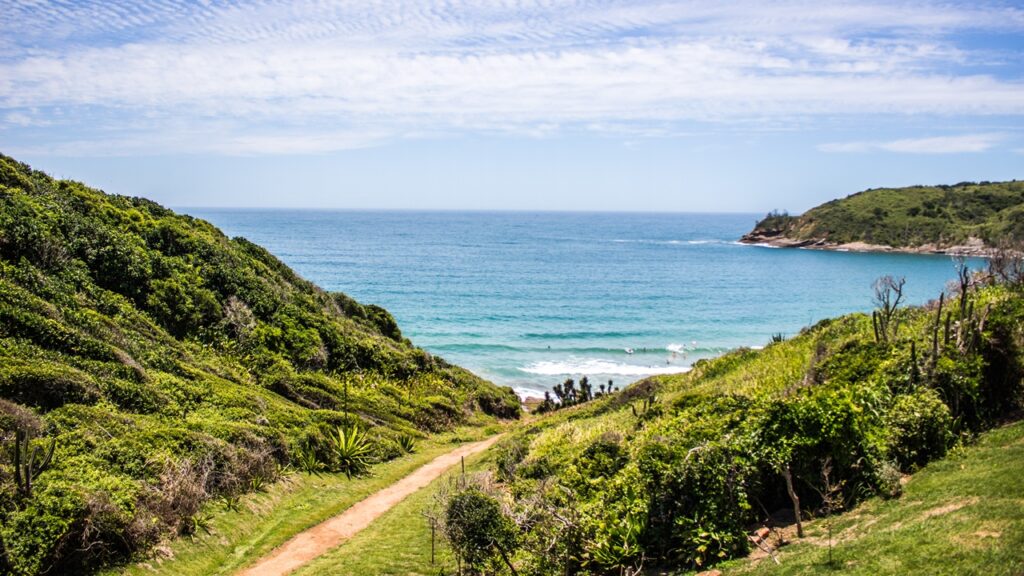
[720,418,1024,575]
[447,273,1023,574]
[0,154,519,575]
[741,181,1024,252]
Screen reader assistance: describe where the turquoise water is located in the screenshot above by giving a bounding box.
[185,210,977,397]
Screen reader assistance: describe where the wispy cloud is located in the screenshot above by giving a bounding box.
[1,0,1023,155]
[818,133,1005,154]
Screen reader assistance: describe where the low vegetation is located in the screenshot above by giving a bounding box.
[744,180,1024,249]
[106,427,494,576]
[431,258,1023,574]
[720,419,1024,575]
[533,376,618,414]
[0,154,519,575]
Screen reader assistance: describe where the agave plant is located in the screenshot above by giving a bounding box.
[333,426,373,479]
[398,434,417,454]
[185,512,214,541]
[295,445,324,476]
[219,494,242,512]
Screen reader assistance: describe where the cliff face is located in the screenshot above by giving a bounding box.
[740,181,1024,255]
[0,153,518,574]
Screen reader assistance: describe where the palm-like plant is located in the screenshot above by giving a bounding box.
[296,445,324,476]
[333,426,373,479]
[398,434,417,454]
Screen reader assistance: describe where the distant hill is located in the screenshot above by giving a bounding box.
[0,153,518,575]
[741,180,1024,254]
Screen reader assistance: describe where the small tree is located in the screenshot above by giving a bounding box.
[816,457,845,567]
[872,276,906,342]
[444,488,519,575]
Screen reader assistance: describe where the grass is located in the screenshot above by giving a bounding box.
[105,426,498,576]
[292,443,497,575]
[717,419,1024,576]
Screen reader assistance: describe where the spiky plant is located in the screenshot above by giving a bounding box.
[398,434,417,454]
[185,512,214,541]
[219,494,242,512]
[13,428,55,499]
[295,446,324,476]
[333,426,374,479]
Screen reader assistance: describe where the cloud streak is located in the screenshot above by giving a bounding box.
[1,0,1023,155]
[818,133,1005,154]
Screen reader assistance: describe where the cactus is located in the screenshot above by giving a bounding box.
[631,395,660,421]
[13,428,56,499]
[931,293,944,359]
[910,341,920,386]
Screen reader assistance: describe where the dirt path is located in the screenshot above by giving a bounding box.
[236,435,502,576]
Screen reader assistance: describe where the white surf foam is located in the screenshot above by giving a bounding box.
[520,358,692,377]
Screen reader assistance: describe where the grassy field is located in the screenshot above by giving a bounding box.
[292,444,497,575]
[718,419,1024,576]
[104,426,497,576]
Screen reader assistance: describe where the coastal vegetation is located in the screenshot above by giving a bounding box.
[2,151,1022,576]
[533,376,617,414]
[741,180,1024,251]
[0,154,519,575]
[718,418,1024,575]
[431,259,1023,574]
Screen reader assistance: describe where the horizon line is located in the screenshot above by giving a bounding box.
[174,206,774,216]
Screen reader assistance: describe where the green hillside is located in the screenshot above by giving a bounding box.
[0,154,519,575]
[742,181,1024,250]
[432,272,1024,574]
[720,419,1024,575]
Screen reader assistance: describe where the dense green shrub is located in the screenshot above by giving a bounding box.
[0,362,101,411]
[444,488,518,573]
[886,389,954,471]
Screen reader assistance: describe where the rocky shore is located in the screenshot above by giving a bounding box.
[739,230,996,257]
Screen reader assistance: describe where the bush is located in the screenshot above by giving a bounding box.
[444,488,518,572]
[475,385,522,419]
[886,389,954,471]
[0,363,100,411]
[494,436,529,482]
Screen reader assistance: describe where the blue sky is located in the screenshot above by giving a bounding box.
[1,0,1023,212]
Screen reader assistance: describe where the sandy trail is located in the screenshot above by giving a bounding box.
[236,435,501,576]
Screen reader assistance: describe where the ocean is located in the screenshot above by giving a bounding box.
[184,209,979,398]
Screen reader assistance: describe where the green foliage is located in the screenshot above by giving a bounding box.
[748,180,1024,248]
[494,436,529,482]
[332,426,374,479]
[886,389,954,471]
[444,488,518,572]
[490,282,1023,573]
[12,427,55,499]
[0,362,101,411]
[0,153,520,575]
[584,504,646,573]
[397,433,417,454]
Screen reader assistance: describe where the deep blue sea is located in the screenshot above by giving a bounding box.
[185,210,978,398]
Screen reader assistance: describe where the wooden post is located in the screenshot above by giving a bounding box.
[430,520,436,565]
[783,464,804,538]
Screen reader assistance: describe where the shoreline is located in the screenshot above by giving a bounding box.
[738,233,1001,257]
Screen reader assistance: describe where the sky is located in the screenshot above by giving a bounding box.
[1,0,1023,212]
